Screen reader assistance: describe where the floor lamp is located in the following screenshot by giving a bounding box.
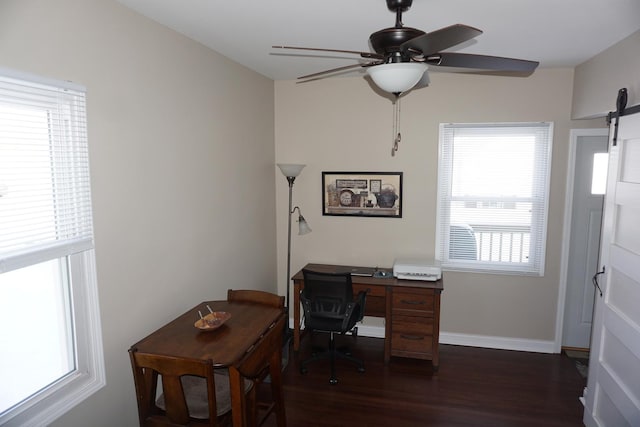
[278,163,312,341]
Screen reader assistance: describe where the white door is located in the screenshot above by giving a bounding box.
[563,132,608,349]
[584,112,640,426]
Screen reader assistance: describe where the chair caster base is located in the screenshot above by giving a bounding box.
[357,367,365,373]
[329,378,338,385]
[337,346,352,356]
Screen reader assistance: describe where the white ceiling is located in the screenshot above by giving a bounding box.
[116,0,640,81]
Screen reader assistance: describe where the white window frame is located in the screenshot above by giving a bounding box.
[435,122,553,276]
[0,67,105,427]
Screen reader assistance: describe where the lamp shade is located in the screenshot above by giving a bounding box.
[277,163,305,178]
[297,214,312,235]
[366,63,428,94]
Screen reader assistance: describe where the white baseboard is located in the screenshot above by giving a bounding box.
[355,324,386,339]
[438,331,557,354]
[290,320,557,354]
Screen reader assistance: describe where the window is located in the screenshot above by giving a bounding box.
[591,152,608,195]
[436,122,553,275]
[0,68,104,426]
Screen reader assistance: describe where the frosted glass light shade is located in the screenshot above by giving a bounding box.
[297,215,312,235]
[277,163,305,178]
[366,63,428,94]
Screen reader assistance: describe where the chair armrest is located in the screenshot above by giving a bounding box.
[341,291,367,331]
[354,291,367,322]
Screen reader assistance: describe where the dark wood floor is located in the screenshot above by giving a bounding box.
[262,334,587,427]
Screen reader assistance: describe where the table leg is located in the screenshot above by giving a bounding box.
[269,350,287,426]
[228,367,245,427]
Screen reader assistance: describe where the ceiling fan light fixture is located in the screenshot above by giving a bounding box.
[366,62,428,94]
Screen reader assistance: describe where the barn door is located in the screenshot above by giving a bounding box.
[583,109,640,426]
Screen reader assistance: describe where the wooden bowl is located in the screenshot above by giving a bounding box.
[194,311,231,331]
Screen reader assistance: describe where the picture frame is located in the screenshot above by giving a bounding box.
[322,171,403,218]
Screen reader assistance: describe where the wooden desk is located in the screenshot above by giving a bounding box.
[131,300,284,427]
[292,263,444,368]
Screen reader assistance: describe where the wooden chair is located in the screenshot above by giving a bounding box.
[128,349,250,426]
[227,289,286,427]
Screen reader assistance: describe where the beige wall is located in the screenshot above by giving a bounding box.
[0,0,275,426]
[572,30,640,119]
[2,0,632,424]
[275,69,604,343]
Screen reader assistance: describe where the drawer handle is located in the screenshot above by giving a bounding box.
[401,299,425,305]
[400,334,424,341]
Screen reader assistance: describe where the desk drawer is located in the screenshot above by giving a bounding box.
[392,315,433,335]
[391,330,433,355]
[353,283,386,298]
[392,289,434,313]
[392,315,433,356]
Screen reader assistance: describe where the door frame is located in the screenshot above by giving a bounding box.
[554,127,609,352]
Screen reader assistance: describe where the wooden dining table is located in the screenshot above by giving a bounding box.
[130,299,284,427]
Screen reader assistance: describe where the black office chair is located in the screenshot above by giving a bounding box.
[299,269,367,384]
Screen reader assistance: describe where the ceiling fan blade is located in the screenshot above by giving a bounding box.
[272,45,384,60]
[401,24,482,56]
[297,61,383,82]
[427,52,539,73]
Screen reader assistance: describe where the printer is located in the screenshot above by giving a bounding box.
[393,258,442,281]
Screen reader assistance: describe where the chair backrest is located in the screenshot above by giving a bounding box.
[231,312,287,427]
[227,289,285,309]
[301,269,354,311]
[129,349,221,426]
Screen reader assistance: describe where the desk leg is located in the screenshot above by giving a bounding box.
[432,291,442,371]
[293,281,301,352]
[384,285,391,364]
[228,367,245,427]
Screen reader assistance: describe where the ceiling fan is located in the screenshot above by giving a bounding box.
[273,0,538,93]
[272,0,539,155]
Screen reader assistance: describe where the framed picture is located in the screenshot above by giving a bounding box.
[322,171,403,218]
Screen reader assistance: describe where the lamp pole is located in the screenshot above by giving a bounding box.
[277,163,307,342]
[285,175,295,316]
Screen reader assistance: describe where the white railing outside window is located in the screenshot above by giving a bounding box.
[470,224,531,263]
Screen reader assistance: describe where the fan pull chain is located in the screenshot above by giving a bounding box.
[392,95,401,156]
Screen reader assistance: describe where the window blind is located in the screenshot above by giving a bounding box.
[0,70,93,274]
[436,122,553,275]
